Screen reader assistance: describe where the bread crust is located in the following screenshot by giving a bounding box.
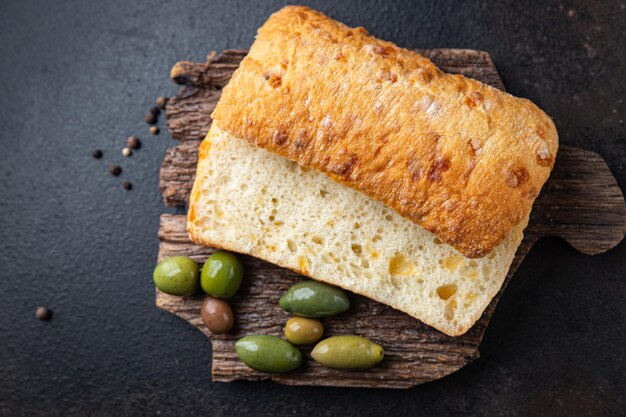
[212,6,558,258]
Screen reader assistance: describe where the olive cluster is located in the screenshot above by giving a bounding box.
[153,251,243,334]
[153,253,384,373]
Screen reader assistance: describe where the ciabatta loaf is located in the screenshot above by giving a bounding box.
[188,125,526,336]
[212,6,558,258]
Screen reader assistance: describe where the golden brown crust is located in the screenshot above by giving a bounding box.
[211,6,558,258]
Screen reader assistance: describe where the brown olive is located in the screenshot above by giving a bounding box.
[201,296,234,334]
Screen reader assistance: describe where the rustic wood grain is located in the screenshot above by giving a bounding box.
[526,147,626,255]
[156,49,626,388]
[160,140,201,205]
[166,50,246,142]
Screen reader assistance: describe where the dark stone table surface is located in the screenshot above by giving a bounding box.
[1,1,624,416]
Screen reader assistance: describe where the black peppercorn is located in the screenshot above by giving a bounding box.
[127,136,141,149]
[123,181,133,191]
[108,164,122,176]
[144,112,157,124]
[149,126,160,135]
[156,96,167,109]
[150,106,160,116]
[36,306,52,321]
[91,149,103,159]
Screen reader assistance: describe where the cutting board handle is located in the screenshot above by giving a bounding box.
[527,146,626,255]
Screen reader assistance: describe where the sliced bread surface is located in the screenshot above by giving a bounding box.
[188,125,527,336]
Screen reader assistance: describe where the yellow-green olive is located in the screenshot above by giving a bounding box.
[311,335,384,370]
[284,317,323,345]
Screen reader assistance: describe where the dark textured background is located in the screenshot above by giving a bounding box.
[1,0,624,416]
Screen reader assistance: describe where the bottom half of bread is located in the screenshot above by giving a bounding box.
[187,125,527,336]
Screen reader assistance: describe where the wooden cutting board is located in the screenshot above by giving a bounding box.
[156,49,626,389]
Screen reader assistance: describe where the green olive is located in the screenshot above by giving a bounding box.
[311,335,384,370]
[201,251,244,299]
[153,256,199,296]
[284,317,324,345]
[235,335,302,373]
[279,281,350,317]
